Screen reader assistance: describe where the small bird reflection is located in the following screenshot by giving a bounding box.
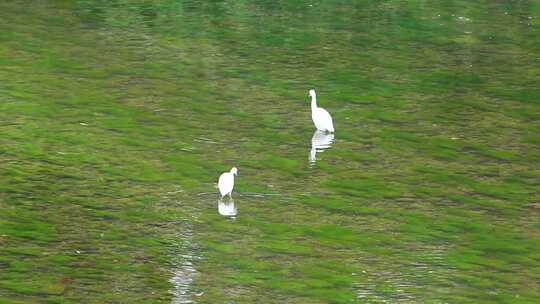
[309,130,334,164]
[218,198,237,218]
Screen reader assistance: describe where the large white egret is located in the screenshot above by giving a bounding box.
[309,89,334,133]
[218,167,237,198]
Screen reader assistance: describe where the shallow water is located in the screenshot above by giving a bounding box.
[1,0,539,303]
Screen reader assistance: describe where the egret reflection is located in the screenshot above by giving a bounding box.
[309,130,334,164]
[218,198,237,217]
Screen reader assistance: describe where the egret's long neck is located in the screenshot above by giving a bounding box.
[310,94,317,111]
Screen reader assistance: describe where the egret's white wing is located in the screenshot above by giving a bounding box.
[218,172,234,196]
[313,107,334,132]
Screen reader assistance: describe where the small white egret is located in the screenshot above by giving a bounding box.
[218,167,237,198]
[309,89,334,133]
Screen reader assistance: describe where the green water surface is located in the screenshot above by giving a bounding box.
[1,0,539,303]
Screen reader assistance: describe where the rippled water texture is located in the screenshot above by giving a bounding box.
[1,0,539,303]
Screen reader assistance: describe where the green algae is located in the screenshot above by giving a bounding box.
[1,0,539,303]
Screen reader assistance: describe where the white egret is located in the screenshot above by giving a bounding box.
[218,167,237,198]
[309,89,334,133]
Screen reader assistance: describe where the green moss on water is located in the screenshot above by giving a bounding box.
[1,0,539,303]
